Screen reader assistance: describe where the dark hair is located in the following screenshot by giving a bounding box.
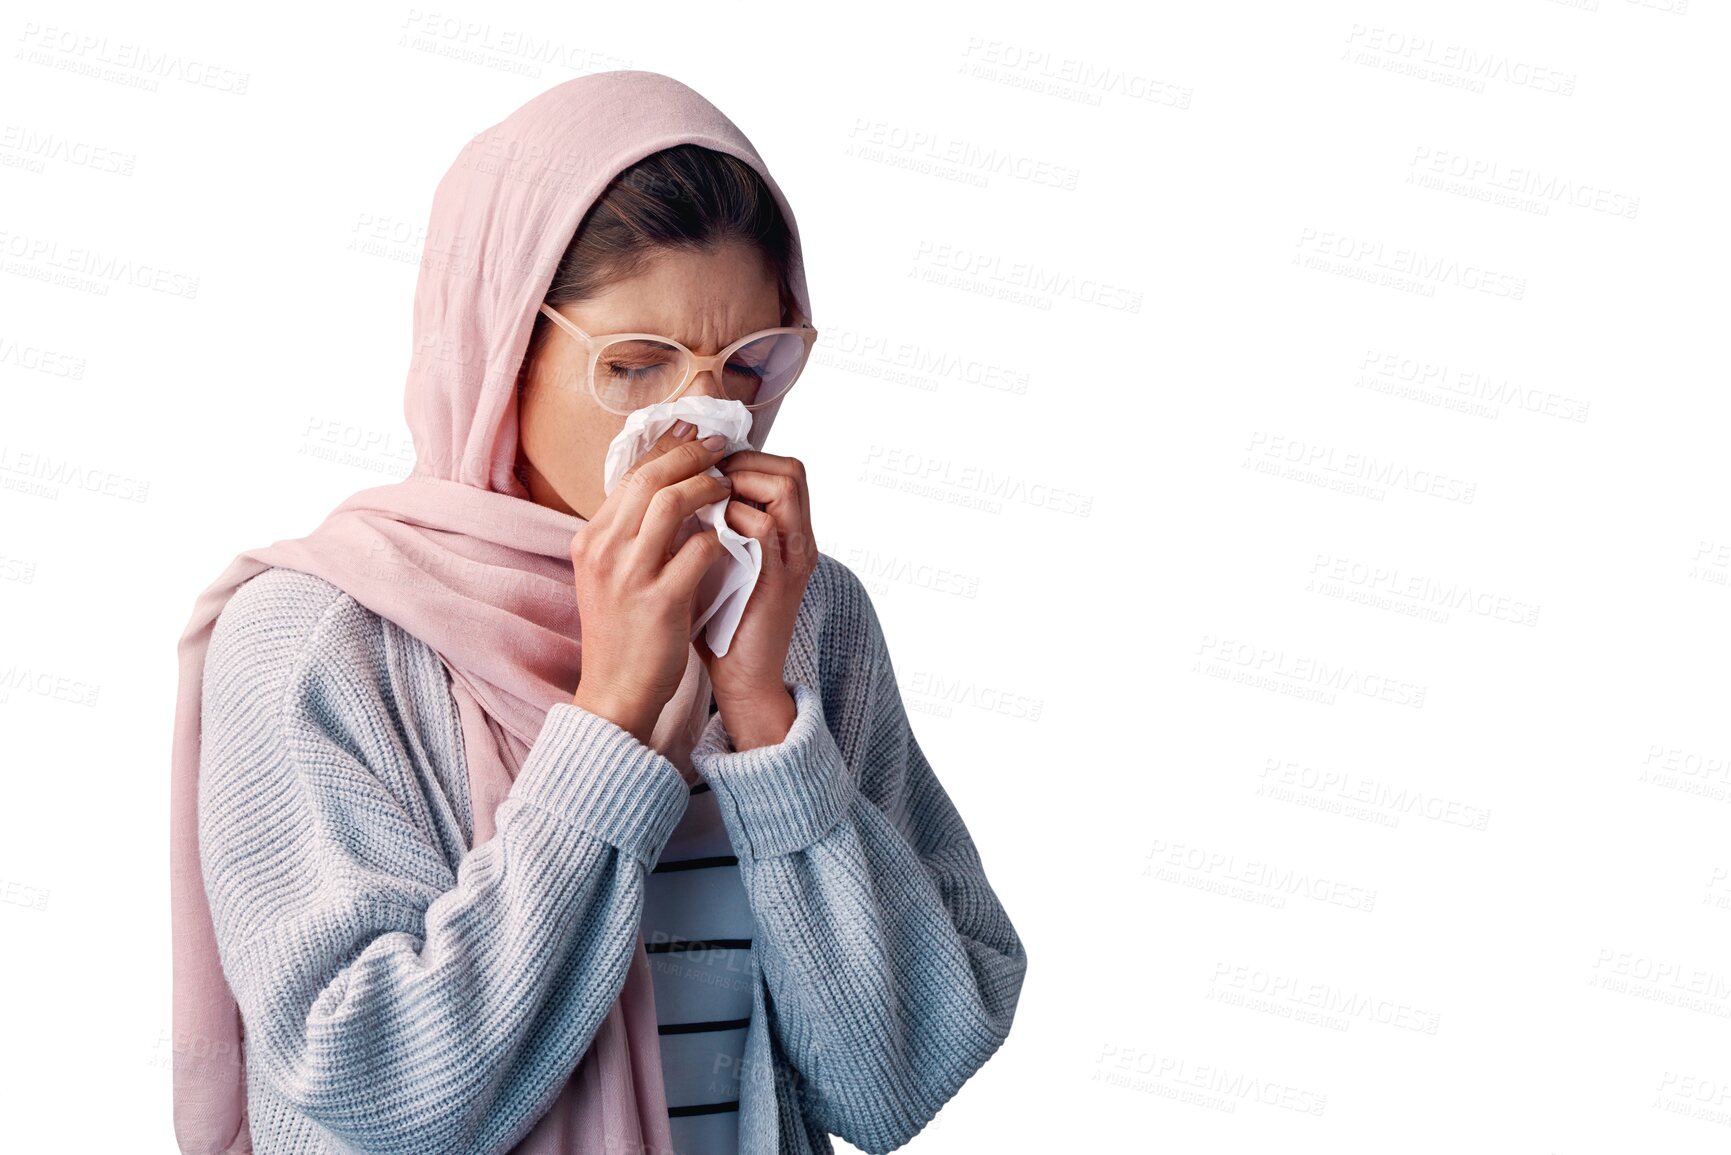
[521,144,800,384]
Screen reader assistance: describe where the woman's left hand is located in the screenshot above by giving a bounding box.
[693,449,818,747]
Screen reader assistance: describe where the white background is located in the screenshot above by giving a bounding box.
[3,1,1729,1151]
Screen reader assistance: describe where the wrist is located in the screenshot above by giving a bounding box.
[717,685,797,751]
[572,686,657,747]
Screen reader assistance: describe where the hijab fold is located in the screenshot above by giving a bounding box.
[169,71,812,1155]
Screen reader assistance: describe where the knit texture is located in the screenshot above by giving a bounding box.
[197,552,1027,1155]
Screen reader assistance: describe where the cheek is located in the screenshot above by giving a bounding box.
[521,376,579,448]
[520,379,619,478]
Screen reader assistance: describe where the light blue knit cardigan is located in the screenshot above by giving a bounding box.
[197,553,1027,1155]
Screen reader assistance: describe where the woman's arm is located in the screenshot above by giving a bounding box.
[690,562,1029,1154]
[198,576,688,1155]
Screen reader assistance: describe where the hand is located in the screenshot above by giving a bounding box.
[569,422,734,746]
[694,449,818,747]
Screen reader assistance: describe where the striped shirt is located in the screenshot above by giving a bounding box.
[642,770,755,1155]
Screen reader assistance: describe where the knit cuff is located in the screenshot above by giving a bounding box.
[506,701,690,870]
[691,679,856,862]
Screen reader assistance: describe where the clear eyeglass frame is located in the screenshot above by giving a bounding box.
[536,302,818,416]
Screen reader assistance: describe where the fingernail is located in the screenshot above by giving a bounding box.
[671,420,694,439]
[701,434,727,450]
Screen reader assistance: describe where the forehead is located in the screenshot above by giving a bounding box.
[581,244,782,346]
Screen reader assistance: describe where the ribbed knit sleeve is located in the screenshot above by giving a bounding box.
[196,571,689,1155]
[689,558,1028,1154]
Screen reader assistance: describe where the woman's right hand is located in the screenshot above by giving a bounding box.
[570,421,734,745]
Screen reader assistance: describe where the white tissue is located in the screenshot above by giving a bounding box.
[601,396,761,657]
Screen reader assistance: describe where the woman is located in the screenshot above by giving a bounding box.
[169,71,1027,1155]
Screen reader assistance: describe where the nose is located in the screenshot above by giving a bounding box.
[683,360,728,401]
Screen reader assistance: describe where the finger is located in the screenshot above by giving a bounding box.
[614,435,731,538]
[621,422,716,491]
[632,470,734,570]
[627,419,699,478]
[722,498,781,563]
[715,449,805,480]
[723,498,817,577]
[660,521,728,600]
[588,419,695,532]
[720,470,807,551]
[722,469,815,566]
[718,467,805,520]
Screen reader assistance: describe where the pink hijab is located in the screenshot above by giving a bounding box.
[168,71,813,1155]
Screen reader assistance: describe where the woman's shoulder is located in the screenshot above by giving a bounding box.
[811,549,882,633]
[205,566,470,804]
[807,548,868,609]
[206,566,437,722]
[794,550,888,683]
[215,564,352,628]
[210,566,387,673]
[200,566,475,873]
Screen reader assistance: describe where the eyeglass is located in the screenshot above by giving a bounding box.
[536,303,818,416]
